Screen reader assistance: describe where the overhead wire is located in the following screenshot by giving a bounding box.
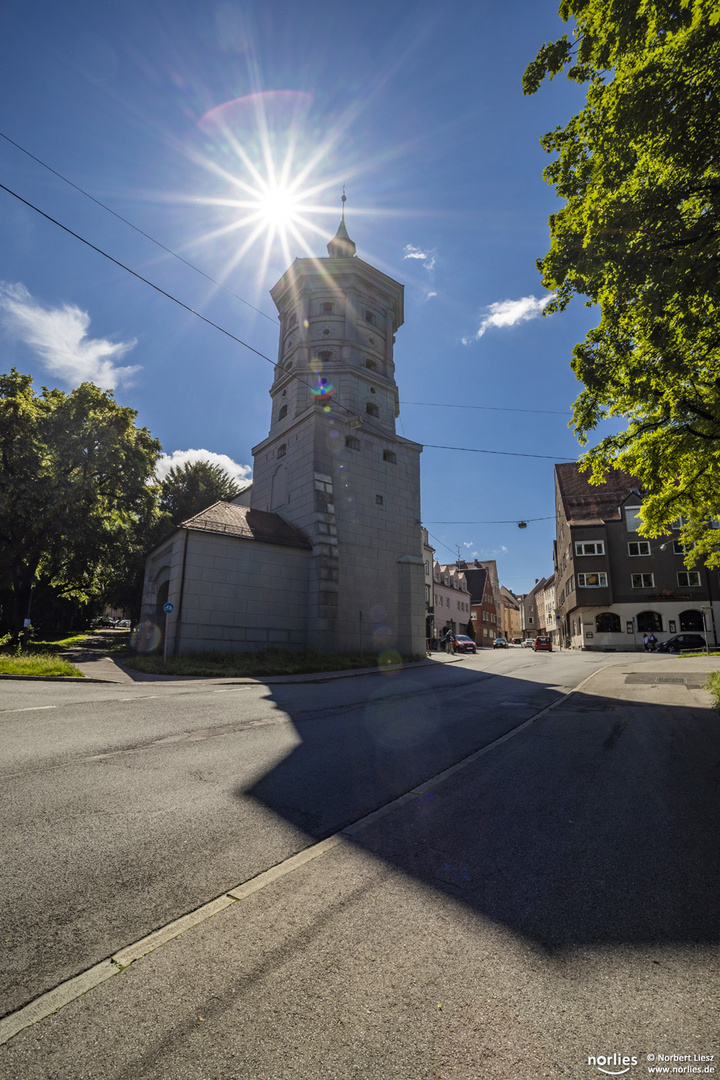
[0,129,277,324]
[0,181,579,465]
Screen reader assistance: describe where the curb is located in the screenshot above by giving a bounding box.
[0,653,469,686]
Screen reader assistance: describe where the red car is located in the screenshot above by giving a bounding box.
[533,636,553,652]
[453,635,477,654]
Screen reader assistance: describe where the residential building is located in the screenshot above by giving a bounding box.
[451,560,501,643]
[433,562,471,638]
[520,578,547,639]
[466,566,500,646]
[554,463,719,650]
[499,585,522,641]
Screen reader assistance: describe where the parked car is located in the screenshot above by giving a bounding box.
[493,637,508,648]
[533,635,553,652]
[453,634,477,654]
[521,638,535,648]
[511,638,522,645]
[656,633,707,653]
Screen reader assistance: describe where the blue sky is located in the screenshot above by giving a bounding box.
[0,0,599,594]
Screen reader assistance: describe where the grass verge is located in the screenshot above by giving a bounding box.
[123,646,420,678]
[706,671,720,711]
[0,652,84,677]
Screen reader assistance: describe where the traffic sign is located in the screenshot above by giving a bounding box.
[163,602,174,614]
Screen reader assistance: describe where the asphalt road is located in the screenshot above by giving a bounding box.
[2,648,719,1078]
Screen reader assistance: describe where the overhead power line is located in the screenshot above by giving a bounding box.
[0,129,277,324]
[402,401,569,416]
[0,181,276,365]
[424,516,554,524]
[0,182,579,467]
[423,443,575,462]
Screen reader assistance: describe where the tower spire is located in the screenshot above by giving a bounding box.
[327,187,356,257]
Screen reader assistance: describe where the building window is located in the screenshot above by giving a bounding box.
[628,541,651,556]
[565,577,575,596]
[383,450,396,463]
[637,610,663,633]
[366,402,380,417]
[345,436,361,450]
[575,541,605,556]
[631,573,654,588]
[322,302,334,313]
[365,358,378,372]
[578,572,607,588]
[424,561,429,575]
[365,309,377,326]
[376,494,384,505]
[277,443,286,458]
[625,505,642,531]
[677,571,701,587]
[287,312,297,328]
[278,404,288,420]
[673,540,689,555]
[318,350,333,363]
[596,612,621,633]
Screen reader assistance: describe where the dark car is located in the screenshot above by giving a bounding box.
[493,637,508,648]
[656,633,707,653]
[533,635,553,652]
[453,634,477,654]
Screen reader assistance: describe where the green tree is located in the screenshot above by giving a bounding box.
[524,0,720,564]
[159,459,243,525]
[0,369,161,633]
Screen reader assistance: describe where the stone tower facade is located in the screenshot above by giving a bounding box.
[250,206,425,655]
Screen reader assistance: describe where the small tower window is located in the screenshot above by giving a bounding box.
[366,402,380,417]
[318,350,333,362]
[278,404,288,419]
[376,494,384,505]
[383,450,396,463]
[277,443,286,458]
[287,312,297,328]
[365,309,377,326]
[365,358,378,373]
[322,302,334,313]
[345,436,361,450]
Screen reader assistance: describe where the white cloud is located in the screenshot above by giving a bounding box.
[462,294,554,344]
[0,282,140,389]
[403,244,436,272]
[155,448,252,485]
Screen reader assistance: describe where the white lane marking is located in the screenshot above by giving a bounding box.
[0,667,608,1045]
[1,705,58,714]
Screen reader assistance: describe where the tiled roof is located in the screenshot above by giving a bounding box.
[555,463,641,525]
[182,502,312,550]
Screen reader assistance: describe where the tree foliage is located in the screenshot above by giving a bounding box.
[525,0,720,564]
[0,369,161,632]
[159,460,243,526]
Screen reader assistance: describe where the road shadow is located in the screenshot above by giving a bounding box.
[245,662,720,952]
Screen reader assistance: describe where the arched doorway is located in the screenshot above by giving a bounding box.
[637,610,663,633]
[679,609,703,632]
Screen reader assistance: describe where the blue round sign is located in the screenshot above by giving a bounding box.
[163,602,174,614]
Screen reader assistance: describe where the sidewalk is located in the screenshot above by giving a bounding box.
[2,658,717,1078]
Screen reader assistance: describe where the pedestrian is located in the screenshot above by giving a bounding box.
[643,633,650,651]
[649,633,657,651]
